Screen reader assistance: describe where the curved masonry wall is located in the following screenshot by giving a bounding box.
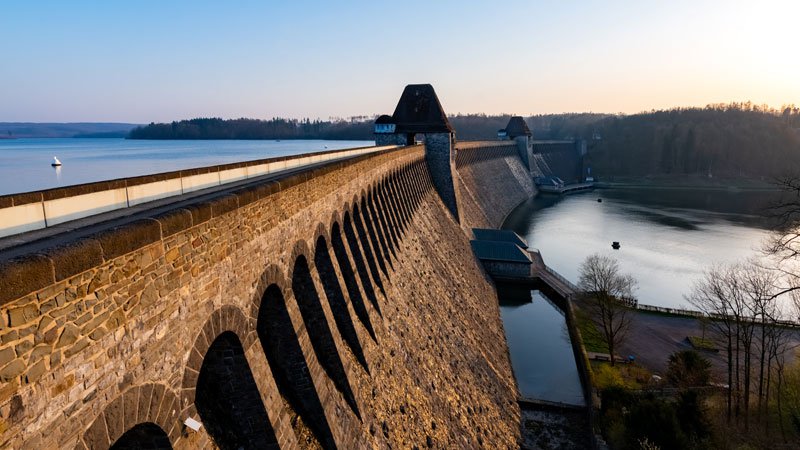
[455,142,537,230]
[0,144,520,449]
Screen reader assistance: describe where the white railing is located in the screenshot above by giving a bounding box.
[0,145,400,239]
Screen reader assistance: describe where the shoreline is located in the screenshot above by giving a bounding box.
[593,177,781,192]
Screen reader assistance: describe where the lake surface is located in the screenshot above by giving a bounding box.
[500,291,584,405]
[503,188,781,310]
[0,138,373,195]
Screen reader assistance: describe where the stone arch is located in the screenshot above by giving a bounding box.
[182,307,276,449]
[313,232,369,371]
[330,219,377,340]
[290,252,360,416]
[383,174,408,236]
[342,209,382,316]
[256,282,336,449]
[195,331,277,449]
[80,383,180,450]
[182,306,252,405]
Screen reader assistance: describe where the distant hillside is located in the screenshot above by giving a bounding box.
[0,122,139,138]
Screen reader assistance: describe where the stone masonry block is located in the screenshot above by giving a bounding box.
[94,219,162,261]
[0,255,55,307]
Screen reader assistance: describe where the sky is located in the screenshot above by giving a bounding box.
[1,0,798,123]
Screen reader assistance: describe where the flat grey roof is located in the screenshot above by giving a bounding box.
[472,228,528,249]
[470,240,532,264]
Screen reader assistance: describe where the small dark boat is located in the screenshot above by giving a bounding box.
[51,156,62,167]
[597,198,603,203]
[612,241,620,249]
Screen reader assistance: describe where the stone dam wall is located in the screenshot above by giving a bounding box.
[454,141,537,230]
[0,144,520,449]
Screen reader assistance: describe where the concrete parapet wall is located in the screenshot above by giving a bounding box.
[0,144,519,449]
[0,145,396,239]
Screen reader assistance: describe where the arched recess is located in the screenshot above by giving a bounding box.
[290,252,360,416]
[342,210,383,315]
[313,234,370,371]
[330,220,377,340]
[110,423,171,450]
[80,383,180,450]
[196,331,278,449]
[256,282,336,449]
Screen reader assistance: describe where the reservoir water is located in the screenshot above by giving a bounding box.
[497,187,781,405]
[0,138,372,195]
[503,188,780,310]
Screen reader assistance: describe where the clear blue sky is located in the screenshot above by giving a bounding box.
[1,0,798,122]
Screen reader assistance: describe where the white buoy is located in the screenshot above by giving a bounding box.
[51,156,62,167]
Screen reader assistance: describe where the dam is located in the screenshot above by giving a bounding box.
[0,85,586,448]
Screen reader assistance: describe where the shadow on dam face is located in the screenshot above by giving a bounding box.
[291,255,360,418]
[314,236,370,373]
[109,423,172,450]
[196,331,278,450]
[257,284,336,449]
[331,221,377,341]
[343,211,383,316]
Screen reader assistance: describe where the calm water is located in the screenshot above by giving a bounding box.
[503,188,781,309]
[0,138,373,195]
[500,291,584,405]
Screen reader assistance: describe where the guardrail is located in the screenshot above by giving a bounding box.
[0,145,399,239]
[543,264,580,292]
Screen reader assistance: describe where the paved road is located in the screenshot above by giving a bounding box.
[577,300,800,379]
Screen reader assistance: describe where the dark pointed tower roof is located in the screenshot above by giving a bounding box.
[390,84,453,134]
[504,116,531,138]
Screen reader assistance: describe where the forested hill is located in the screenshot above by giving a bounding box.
[129,104,800,178]
[575,105,800,178]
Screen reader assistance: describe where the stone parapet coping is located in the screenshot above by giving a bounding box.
[0,144,418,306]
[0,145,397,238]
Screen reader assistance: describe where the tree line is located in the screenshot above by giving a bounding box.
[127,117,372,140]
[129,104,800,180]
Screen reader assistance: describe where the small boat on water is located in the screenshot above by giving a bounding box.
[612,241,621,249]
[51,156,62,167]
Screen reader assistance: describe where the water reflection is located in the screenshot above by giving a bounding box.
[499,290,584,406]
[502,188,780,309]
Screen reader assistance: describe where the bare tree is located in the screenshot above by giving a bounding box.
[578,254,637,366]
[686,263,741,422]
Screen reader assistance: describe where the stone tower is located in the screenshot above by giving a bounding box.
[498,116,535,173]
[374,84,459,221]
